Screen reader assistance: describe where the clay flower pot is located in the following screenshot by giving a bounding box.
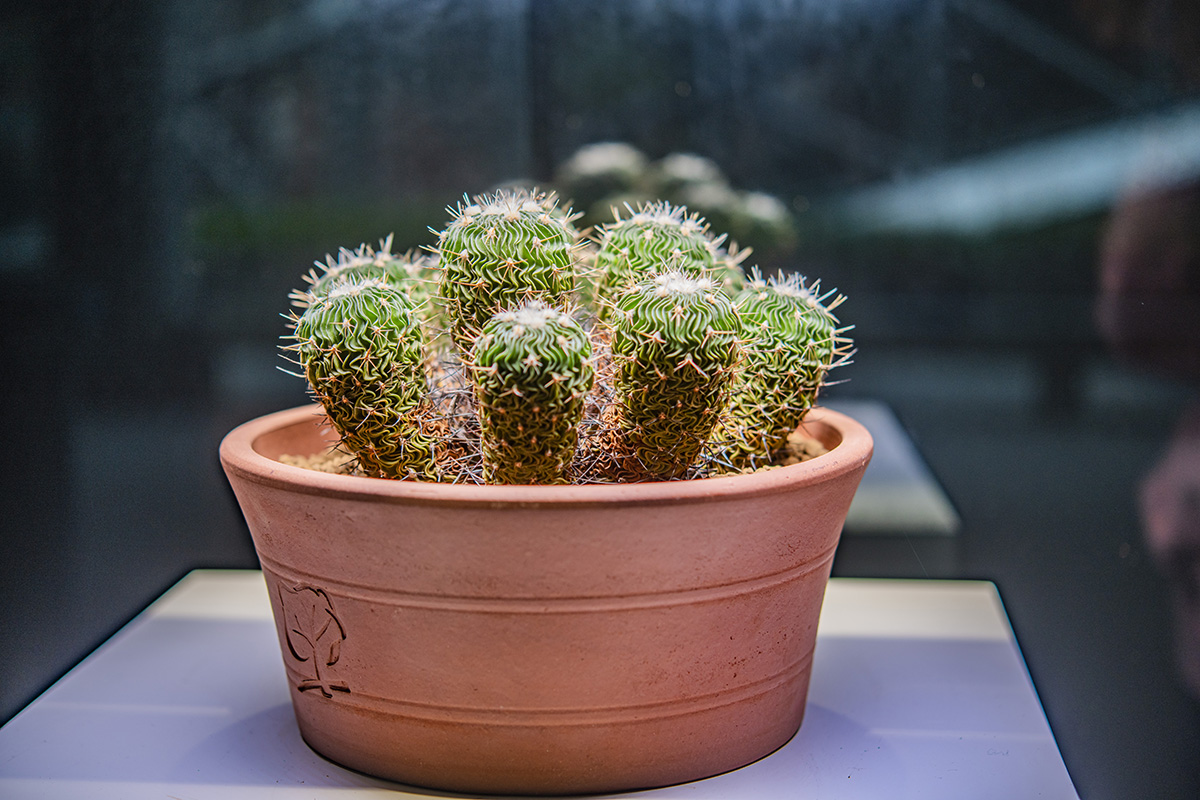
[220,403,872,795]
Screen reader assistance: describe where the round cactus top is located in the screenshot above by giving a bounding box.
[489,301,572,332]
[740,271,843,329]
[473,300,593,387]
[650,271,713,298]
[294,277,420,350]
[611,269,739,361]
[599,201,723,263]
[443,189,576,240]
[295,234,432,309]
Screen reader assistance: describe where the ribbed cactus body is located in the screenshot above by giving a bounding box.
[609,271,741,478]
[437,190,579,350]
[720,273,846,469]
[592,201,725,305]
[291,277,434,480]
[471,302,594,484]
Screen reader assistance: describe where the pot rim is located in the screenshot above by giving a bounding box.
[220,404,873,508]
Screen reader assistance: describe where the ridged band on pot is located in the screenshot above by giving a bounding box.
[220,404,872,796]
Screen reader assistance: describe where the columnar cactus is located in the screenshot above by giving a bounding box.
[718,272,849,469]
[470,301,594,484]
[608,271,741,478]
[591,201,726,305]
[436,189,581,351]
[287,277,435,480]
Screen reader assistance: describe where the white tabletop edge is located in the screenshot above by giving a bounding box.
[146,569,274,621]
[149,570,1014,643]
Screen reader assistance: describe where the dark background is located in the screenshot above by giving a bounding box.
[3,1,1200,797]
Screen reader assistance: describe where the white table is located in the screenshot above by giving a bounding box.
[827,399,961,535]
[0,571,1078,799]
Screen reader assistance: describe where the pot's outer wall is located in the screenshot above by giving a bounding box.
[221,405,872,795]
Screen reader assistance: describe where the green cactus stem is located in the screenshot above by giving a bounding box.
[608,270,741,478]
[436,189,581,351]
[288,276,435,480]
[470,301,594,484]
[591,201,732,307]
[718,271,851,470]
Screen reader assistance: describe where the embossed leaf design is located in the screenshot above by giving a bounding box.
[278,583,349,696]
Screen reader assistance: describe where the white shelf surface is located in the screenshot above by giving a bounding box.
[827,399,961,536]
[0,570,1077,799]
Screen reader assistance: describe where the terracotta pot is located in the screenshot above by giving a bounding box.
[220,404,872,795]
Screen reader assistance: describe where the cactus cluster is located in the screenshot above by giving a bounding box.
[553,142,799,261]
[283,186,850,485]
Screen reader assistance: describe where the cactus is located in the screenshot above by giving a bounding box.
[717,271,850,470]
[646,152,728,198]
[291,234,436,316]
[436,189,581,351]
[608,270,741,478]
[279,190,848,485]
[470,301,594,484]
[287,276,435,480]
[591,201,728,306]
[553,141,650,227]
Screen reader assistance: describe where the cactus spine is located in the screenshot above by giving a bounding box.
[608,271,741,478]
[437,190,580,351]
[471,301,594,484]
[288,277,435,480]
[719,272,849,469]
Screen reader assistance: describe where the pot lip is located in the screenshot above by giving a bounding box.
[220,404,873,508]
